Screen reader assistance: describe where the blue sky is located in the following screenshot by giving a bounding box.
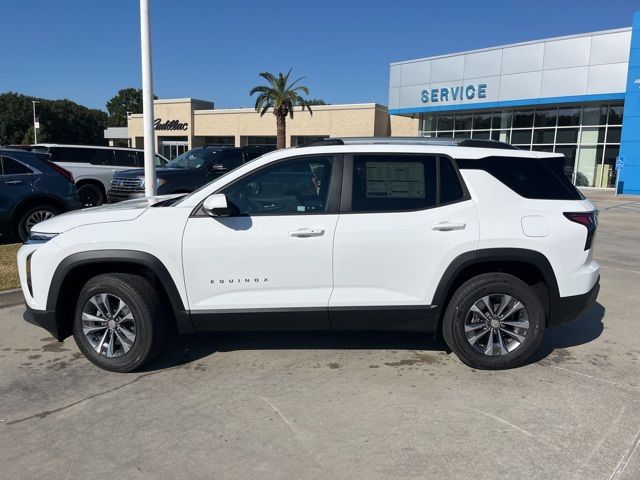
[2,0,640,111]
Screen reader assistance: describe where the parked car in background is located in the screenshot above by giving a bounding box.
[108,146,261,203]
[0,148,80,241]
[8,145,169,207]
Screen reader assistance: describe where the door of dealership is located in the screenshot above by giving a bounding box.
[159,137,188,160]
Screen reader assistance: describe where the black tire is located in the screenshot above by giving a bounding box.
[77,182,105,207]
[17,205,60,242]
[72,273,168,372]
[442,273,545,370]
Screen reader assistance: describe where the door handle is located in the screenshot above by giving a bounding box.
[430,222,466,231]
[4,180,24,185]
[288,228,325,238]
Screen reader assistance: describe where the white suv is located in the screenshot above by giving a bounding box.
[17,138,600,372]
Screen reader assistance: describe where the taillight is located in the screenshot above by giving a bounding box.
[563,211,598,250]
[44,159,75,183]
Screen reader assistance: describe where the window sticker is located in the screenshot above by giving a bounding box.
[365,162,425,198]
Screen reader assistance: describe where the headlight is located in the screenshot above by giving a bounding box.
[27,231,58,243]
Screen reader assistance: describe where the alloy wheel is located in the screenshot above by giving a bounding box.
[464,294,530,356]
[25,210,55,231]
[81,294,136,358]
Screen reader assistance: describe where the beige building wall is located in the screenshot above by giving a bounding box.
[193,103,390,147]
[390,115,420,136]
[126,98,420,152]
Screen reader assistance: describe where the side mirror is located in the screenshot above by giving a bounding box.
[202,194,230,217]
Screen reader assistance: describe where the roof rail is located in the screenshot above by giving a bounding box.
[298,137,518,150]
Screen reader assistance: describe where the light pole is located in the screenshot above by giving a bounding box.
[139,0,156,197]
[32,101,38,144]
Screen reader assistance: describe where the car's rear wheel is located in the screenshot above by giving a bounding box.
[17,205,60,242]
[73,273,167,372]
[77,183,105,207]
[442,273,545,370]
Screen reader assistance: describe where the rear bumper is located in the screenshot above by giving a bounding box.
[107,190,145,203]
[548,276,600,327]
[23,305,64,341]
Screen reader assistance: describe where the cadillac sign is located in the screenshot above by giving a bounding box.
[154,118,189,131]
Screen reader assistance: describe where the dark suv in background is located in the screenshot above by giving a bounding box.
[107,145,275,202]
[0,149,80,241]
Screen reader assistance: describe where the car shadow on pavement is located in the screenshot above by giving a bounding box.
[140,302,605,372]
[140,330,446,372]
[526,302,606,365]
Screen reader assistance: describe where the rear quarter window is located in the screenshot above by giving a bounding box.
[456,155,584,200]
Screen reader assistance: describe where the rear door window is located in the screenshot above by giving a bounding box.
[1,157,32,175]
[351,155,437,212]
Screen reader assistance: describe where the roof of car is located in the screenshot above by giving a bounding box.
[298,137,519,150]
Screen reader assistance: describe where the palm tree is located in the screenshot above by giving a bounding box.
[250,70,313,149]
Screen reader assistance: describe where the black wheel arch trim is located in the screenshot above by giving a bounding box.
[432,248,562,325]
[47,249,194,334]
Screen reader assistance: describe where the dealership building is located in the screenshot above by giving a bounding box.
[389,14,640,195]
[106,100,417,159]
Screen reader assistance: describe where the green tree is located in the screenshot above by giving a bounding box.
[250,70,313,149]
[302,98,329,106]
[106,88,157,127]
[0,92,107,146]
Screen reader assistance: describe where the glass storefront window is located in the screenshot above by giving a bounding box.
[454,115,472,131]
[556,128,579,144]
[576,146,604,187]
[437,131,453,138]
[533,145,554,153]
[608,105,624,125]
[557,107,581,126]
[582,105,607,125]
[534,108,557,127]
[492,111,512,129]
[606,127,621,143]
[511,129,532,145]
[555,145,578,183]
[422,115,437,131]
[438,116,454,130]
[453,130,471,138]
[579,127,605,144]
[513,110,534,128]
[471,130,491,139]
[533,129,555,144]
[491,130,510,143]
[473,112,492,129]
[602,146,620,188]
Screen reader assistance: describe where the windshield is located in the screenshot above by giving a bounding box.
[166,148,218,169]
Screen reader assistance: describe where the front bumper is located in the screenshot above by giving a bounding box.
[23,305,64,340]
[107,190,146,203]
[548,276,600,327]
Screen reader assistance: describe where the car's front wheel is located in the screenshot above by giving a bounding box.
[73,273,167,372]
[442,273,545,370]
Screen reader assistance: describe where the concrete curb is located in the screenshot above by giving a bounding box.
[0,289,24,308]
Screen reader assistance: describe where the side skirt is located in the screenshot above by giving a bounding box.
[190,306,439,333]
